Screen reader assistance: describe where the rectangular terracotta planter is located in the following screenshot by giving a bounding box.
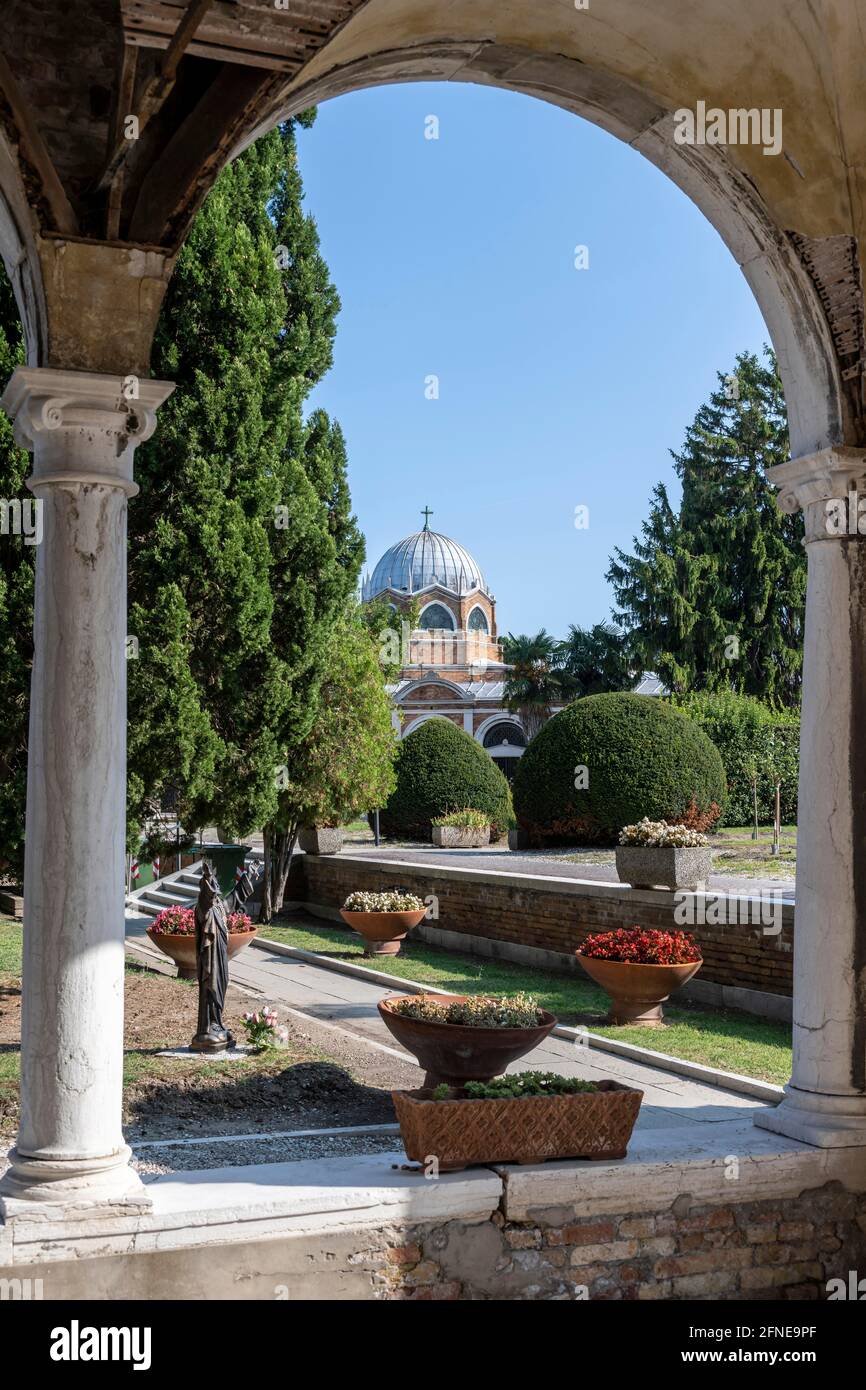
[432,825,491,848]
[615,844,712,891]
[392,1081,643,1170]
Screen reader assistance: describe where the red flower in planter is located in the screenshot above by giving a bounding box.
[578,927,701,965]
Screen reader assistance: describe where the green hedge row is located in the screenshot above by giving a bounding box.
[671,692,799,826]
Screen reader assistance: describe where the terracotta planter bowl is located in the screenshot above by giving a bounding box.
[378,992,557,1086]
[146,927,258,980]
[577,954,702,1026]
[340,908,427,957]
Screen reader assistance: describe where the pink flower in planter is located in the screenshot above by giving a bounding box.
[150,906,253,935]
[226,911,254,934]
[149,905,195,936]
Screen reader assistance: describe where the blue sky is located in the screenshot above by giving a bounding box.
[299,83,769,637]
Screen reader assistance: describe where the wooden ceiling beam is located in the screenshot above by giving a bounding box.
[96,0,215,194]
[160,0,217,84]
[122,4,329,59]
[0,46,79,235]
[123,32,301,72]
[128,63,277,245]
[105,44,139,238]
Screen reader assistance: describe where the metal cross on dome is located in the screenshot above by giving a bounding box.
[421,506,434,531]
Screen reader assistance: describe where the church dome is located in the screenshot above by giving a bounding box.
[363,518,488,600]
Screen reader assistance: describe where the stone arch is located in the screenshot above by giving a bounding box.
[5,1,866,1203]
[400,674,472,702]
[237,39,856,459]
[475,715,528,750]
[0,6,858,453]
[0,27,856,454]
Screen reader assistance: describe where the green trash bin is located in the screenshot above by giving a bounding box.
[201,843,251,895]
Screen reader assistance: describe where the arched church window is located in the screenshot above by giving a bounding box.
[467,607,489,632]
[420,602,455,630]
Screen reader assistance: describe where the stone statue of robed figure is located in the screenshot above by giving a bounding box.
[190,861,235,1053]
[189,857,262,1053]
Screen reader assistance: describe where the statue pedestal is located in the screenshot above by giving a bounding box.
[157,1045,255,1060]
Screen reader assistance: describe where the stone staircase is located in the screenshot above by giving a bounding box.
[125,851,264,918]
[126,861,205,918]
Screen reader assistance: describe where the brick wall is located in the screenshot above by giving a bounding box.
[377,1185,866,1300]
[290,853,794,998]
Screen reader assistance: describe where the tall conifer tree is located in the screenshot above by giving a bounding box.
[607,350,804,707]
[0,274,30,877]
[128,118,363,848]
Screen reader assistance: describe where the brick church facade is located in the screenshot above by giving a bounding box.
[361,511,549,780]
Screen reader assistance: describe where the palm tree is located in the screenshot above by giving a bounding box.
[557,622,637,698]
[502,630,573,740]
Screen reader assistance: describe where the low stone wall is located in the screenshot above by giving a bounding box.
[383,1184,866,1301]
[0,890,24,920]
[290,853,794,1003]
[4,1152,863,1302]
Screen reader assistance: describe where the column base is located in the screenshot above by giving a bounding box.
[754,1086,866,1148]
[0,1145,150,1216]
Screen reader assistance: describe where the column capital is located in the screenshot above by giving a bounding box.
[1,366,174,496]
[767,446,866,542]
[768,445,866,510]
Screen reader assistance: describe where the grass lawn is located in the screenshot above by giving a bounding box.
[551,825,797,878]
[0,919,23,1121]
[0,918,397,1141]
[1,917,289,1098]
[263,915,792,1085]
[710,824,797,876]
[0,916,21,972]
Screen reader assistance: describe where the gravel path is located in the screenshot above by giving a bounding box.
[133,1129,402,1175]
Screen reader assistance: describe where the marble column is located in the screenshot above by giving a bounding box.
[755,446,866,1147]
[0,367,173,1209]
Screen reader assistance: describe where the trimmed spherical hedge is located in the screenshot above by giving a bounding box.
[512,693,727,845]
[380,718,512,841]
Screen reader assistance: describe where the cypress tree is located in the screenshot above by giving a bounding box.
[0,274,30,878]
[0,119,364,874]
[129,119,362,854]
[265,606,397,913]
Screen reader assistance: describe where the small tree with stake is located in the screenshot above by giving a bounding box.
[259,609,397,922]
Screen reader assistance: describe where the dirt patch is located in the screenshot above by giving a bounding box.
[1,957,422,1144]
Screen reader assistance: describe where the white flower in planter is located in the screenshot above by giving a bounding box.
[619,818,709,848]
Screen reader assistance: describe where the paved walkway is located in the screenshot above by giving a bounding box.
[337,843,796,899]
[214,827,795,898]
[125,913,772,1142]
